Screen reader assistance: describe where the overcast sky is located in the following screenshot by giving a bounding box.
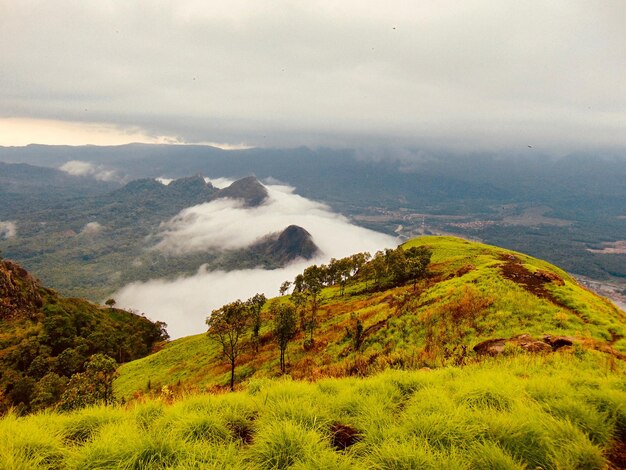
[1,1,625,151]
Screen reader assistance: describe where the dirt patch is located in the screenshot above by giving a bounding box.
[456,264,475,277]
[607,434,626,470]
[499,256,566,308]
[227,420,255,445]
[330,423,361,450]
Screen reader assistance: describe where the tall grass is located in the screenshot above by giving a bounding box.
[1,354,624,469]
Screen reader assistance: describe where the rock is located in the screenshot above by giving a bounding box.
[543,335,575,350]
[0,260,43,320]
[473,338,507,355]
[519,340,552,353]
[475,334,554,355]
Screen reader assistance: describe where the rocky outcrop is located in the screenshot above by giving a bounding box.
[473,334,576,356]
[0,260,43,321]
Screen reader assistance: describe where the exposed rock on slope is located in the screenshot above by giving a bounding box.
[0,259,43,320]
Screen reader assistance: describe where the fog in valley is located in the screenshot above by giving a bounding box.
[115,182,396,338]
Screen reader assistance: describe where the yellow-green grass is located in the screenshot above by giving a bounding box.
[116,236,626,399]
[3,353,626,469]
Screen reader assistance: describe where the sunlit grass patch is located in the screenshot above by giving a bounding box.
[0,412,65,469]
[62,405,125,443]
[248,420,328,469]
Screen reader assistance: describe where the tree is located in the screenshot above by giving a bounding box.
[279,281,291,296]
[206,300,250,391]
[404,246,432,288]
[30,373,67,412]
[371,251,387,288]
[59,354,118,411]
[290,290,307,331]
[105,298,116,309]
[300,265,324,346]
[329,257,352,296]
[386,247,408,285]
[271,303,297,373]
[246,293,267,352]
[353,318,364,352]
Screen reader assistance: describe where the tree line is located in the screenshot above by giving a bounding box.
[207,244,432,390]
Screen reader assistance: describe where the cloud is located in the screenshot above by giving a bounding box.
[114,181,396,338]
[0,118,183,147]
[59,160,118,182]
[155,177,173,186]
[2,1,626,151]
[80,221,103,235]
[153,182,394,255]
[204,177,234,189]
[0,221,17,239]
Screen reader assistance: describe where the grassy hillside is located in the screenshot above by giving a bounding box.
[3,236,626,469]
[2,354,625,469]
[116,236,626,399]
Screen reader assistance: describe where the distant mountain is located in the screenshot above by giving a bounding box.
[0,161,119,219]
[0,257,168,412]
[216,175,268,206]
[251,225,320,263]
[0,173,319,300]
[0,161,119,196]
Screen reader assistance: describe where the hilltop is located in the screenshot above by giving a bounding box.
[115,236,626,398]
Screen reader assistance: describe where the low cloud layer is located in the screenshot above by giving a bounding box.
[0,221,17,239]
[115,182,396,338]
[59,160,118,182]
[3,2,626,151]
[153,183,393,256]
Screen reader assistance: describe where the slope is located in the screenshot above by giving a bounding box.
[115,236,626,398]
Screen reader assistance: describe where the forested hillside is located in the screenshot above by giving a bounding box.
[0,257,168,413]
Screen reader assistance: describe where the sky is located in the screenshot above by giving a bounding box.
[1,1,626,151]
[114,181,396,338]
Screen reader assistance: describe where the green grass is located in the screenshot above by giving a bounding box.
[116,236,626,398]
[2,354,625,469]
